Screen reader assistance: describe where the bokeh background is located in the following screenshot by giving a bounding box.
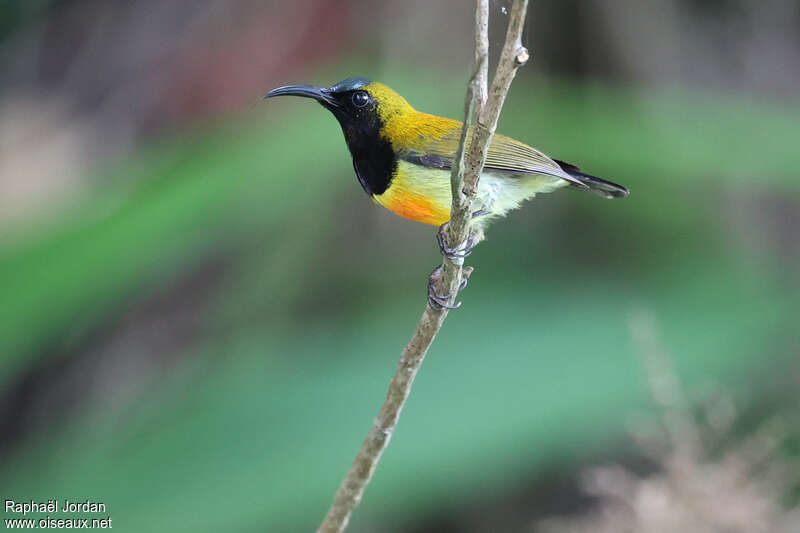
[1,1,799,531]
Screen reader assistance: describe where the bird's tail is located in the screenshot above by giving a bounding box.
[554,159,629,199]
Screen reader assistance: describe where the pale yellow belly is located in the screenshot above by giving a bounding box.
[373,160,567,226]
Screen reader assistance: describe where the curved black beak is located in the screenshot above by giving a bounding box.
[262,84,337,107]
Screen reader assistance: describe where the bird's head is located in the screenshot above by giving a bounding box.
[263,77,414,146]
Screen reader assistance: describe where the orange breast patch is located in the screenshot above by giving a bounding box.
[382,193,449,226]
[373,162,452,226]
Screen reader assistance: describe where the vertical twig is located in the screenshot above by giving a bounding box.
[316,2,529,532]
[442,0,529,303]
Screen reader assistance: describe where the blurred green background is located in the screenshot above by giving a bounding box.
[1,1,798,532]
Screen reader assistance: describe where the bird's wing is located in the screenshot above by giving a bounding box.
[394,118,586,187]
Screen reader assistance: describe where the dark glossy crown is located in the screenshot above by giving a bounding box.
[329,77,372,93]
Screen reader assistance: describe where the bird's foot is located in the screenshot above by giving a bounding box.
[427,265,472,311]
[471,208,490,219]
[437,223,477,260]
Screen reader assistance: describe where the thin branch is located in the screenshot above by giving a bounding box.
[474,0,490,110]
[316,2,529,532]
[449,5,488,220]
[443,0,529,296]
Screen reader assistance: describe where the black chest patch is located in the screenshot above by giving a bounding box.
[330,95,396,197]
[342,126,396,196]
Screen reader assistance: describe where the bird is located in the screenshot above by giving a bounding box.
[264,77,628,307]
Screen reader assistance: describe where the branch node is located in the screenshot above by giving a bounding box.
[373,419,394,439]
[515,47,530,66]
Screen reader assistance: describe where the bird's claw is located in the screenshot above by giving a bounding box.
[426,265,470,311]
[437,223,476,260]
[471,208,489,219]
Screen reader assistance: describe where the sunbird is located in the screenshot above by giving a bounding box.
[264,77,628,307]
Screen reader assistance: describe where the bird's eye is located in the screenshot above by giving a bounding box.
[352,90,370,108]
